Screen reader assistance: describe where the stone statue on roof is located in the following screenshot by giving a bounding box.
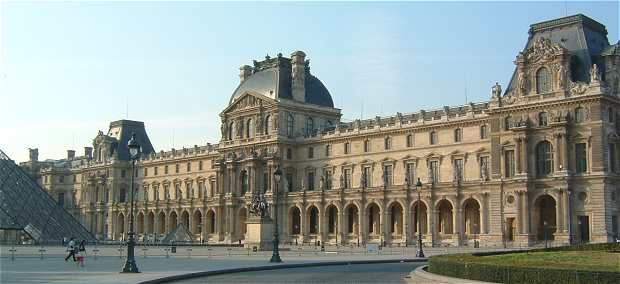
[590,64,600,83]
[492,82,502,98]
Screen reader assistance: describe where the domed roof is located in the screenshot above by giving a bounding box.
[229,54,334,108]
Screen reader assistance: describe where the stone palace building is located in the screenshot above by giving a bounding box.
[21,14,620,247]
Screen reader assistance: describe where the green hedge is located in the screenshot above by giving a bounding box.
[428,243,620,284]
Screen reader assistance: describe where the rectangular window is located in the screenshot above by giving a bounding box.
[344,142,351,154]
[121,169,126,178]
[44,175,48,183]
[209,180,215,197]
[199,161,203,171]
[154,167,158,175]
[144,168,148,176]
[406,134,413,148]
[324,170,332,190]
[344,169,352,188]
[383,165,393,186]
[308,147,314,159]
[175,164,179,173]
[325,145,331,157]
[286,148,293,159]
[454,159,464,182]
[505,150,515,178]
[286,173,294,192]
[575,143,587,173]
[307,172,315,191]
[187,162,191,172]
[263,172,269,193]
[406,163,415,185]
[58,192,65,207]
[362,166,371,188]
[480,125,488,139]
[430,131,438,145]
[429,161,439,184]
[59,175,64,183]
[164,165,169,174]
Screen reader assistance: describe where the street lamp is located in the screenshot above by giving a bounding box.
[543,221,549,249]
[122,132,141,273]
[415,178,425,258]
[270,165,283,263]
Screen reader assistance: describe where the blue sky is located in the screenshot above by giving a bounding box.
[1,1,618,162]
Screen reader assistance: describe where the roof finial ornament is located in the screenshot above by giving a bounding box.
[265,54,271,60]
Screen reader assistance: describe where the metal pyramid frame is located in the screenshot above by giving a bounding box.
[0,149,95,244]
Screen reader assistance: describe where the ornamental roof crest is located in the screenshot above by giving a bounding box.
[519,37,566,64]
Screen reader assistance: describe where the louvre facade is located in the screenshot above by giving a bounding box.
[20,14,620,247]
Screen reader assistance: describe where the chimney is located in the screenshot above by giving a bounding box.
[290,51,306,102]
[84,147,93,159]
[67,150,76,160]
[239,65,253,82]
[29,148,39,162]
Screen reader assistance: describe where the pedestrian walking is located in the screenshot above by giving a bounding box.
[64,237,77,261]
[78,240,86,253]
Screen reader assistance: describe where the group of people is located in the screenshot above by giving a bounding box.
[64,237,86,266]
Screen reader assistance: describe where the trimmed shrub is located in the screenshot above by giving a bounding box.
[428,243,620,284]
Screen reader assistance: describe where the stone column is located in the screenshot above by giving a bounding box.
[562,189,569,234]
[555,134,562,172]
[522,137,529,174]
[202,211,207,241]
[516,191,523,234]
[319,209,325,243]
[338,211,345,245]
[380,208,387,244]
[523,192,531,235]
[515,137,522,174]
[300,206,307,243]
[403,205,410,245]
[480,193,488,234]
[359,206,366,244]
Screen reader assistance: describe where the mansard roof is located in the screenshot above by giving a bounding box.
[230,53,334,108]
[505,14,613,95]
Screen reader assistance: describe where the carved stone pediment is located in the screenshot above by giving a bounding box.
[226,93,264,113]
[520,37,566,64]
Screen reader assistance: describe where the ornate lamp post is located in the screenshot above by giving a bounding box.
[122,133,140,273]
[543,221,549,249]
[415,178,425,258]
[270,166,283,263]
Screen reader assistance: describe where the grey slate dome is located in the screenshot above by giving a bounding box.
[230,52,334,108]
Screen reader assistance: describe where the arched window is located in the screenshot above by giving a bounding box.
[246,119,253,138]
[363,140,370,152]
[287,114,294,137]
[538,112,548,126]
[430,131,438,145]
[264,115,270,135]
[536,67,551,94]
[228,122,234,140]
[454,128,462,142]
[504,116,512,131]
[384,137,392,150]
[574,107,585,123]
[306,117,314,136]
[536,141,553,177]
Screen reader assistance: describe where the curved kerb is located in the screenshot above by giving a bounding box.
[138,258,428,284]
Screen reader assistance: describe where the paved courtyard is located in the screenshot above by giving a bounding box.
[0,245,519,283]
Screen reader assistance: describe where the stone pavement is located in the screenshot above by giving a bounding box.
[0,245,518,284]
[405,265,495,284]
